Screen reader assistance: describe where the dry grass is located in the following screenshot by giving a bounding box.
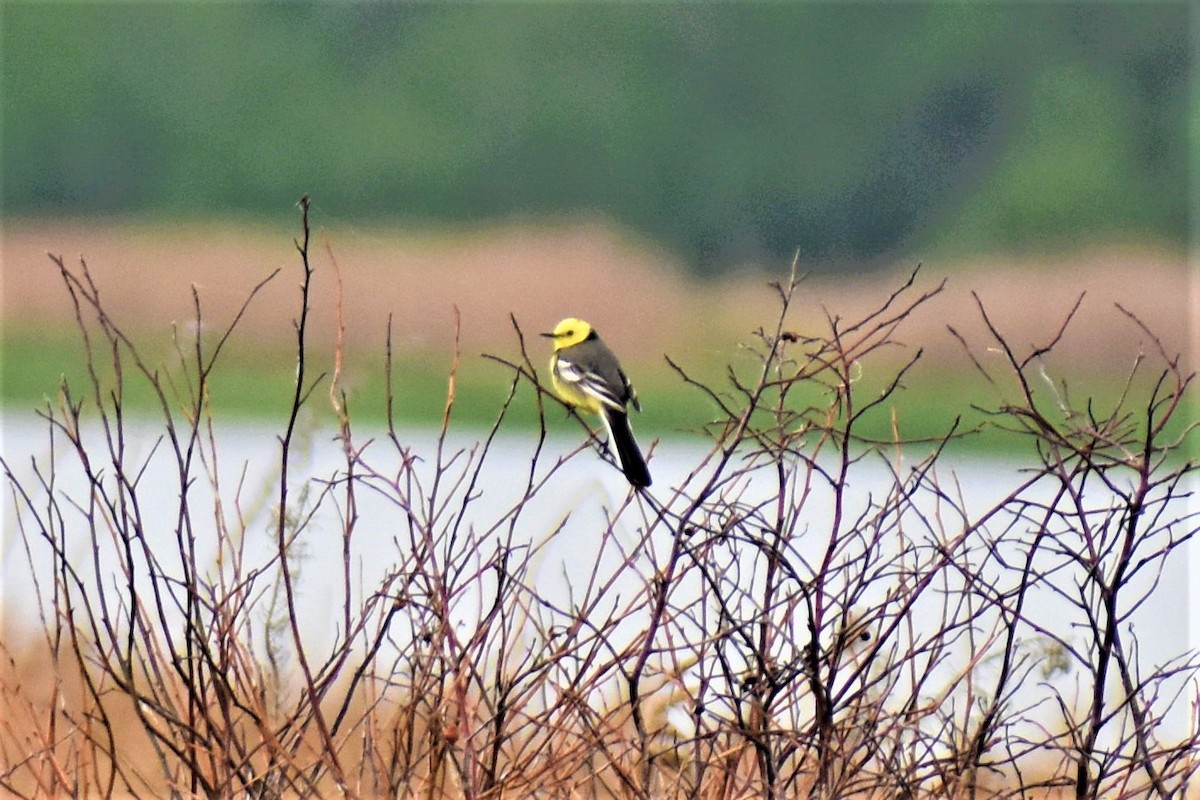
[2,219,1192,372]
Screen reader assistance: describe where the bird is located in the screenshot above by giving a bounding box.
[541,317,652,487]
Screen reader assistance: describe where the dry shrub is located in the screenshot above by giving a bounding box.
[3,200,1196,800]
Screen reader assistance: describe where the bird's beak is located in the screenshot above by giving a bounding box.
[539,331,555,338]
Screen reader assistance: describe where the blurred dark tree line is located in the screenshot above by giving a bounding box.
[2,3,1189,274]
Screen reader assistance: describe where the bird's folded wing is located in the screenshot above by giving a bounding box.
[556,357,625,410]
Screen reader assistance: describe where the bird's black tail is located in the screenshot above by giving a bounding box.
[601,407,652,487]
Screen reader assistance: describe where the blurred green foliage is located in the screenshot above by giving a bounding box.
[2,3,1189,274]
[8,322,1192,459]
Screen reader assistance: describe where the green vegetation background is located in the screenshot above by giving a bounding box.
[5,317,1191,459]
[3,3,1190,271]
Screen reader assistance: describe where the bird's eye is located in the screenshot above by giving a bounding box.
[566,329,574,337]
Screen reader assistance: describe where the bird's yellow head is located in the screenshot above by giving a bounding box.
[541,318,594,351]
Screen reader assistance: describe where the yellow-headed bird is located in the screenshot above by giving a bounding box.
[542,318,652,487]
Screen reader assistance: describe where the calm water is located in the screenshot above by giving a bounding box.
[3,413,1197,744]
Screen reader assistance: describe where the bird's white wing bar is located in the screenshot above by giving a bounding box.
[556,357,624,410]
[554,357,583,381]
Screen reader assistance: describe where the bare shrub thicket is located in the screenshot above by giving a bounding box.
[3,199,1197,799]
